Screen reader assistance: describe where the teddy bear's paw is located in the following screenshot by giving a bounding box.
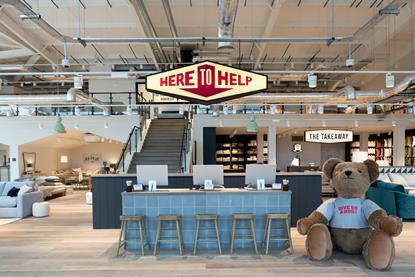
[363,230,395,271]
[380,216,403,237]
[306,224,333,261]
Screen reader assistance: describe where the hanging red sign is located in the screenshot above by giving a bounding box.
[145,61,268,104]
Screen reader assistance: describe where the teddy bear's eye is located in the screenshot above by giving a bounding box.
[358,170,362,173]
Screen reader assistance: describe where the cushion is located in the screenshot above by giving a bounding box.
[377,173,391,182]
[387,173,408,186]
[0,182,5,195]
[7,187,20,197]
[45,176,60,182]
[373,181,406,193]
[17,184,33,196]
[395,192,415,219]
[402,174,415,187]
[0,196,17,208]
[1,182,32,196]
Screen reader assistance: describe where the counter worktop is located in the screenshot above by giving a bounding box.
[92,171,322,178]
[122,188,291,195]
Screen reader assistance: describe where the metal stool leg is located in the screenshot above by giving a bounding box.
[214,219,222,254]
[176,219,183,255]
[230,218,236,254]
[153,220,161,255]
[262,218,269,249]
[265,218,272,255]
[117,220,126,256]
[193,219,200,255]
[285,218,294,254]
[138,220,145,256]
[249,219,258,254]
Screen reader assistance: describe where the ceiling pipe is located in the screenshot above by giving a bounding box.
[74,36,350,45]
[0,0,70,42]
[161,0,181,62]
[217,0,239,49]
[372,75,415,103]
[129,0,168,64]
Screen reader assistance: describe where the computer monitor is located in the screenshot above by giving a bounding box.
[192,165,224,186]
[245,164,277,185]
[136,165,168,186]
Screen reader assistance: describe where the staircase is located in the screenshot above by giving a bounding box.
[128,118,188,173]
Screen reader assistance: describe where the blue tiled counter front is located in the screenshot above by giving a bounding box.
[122,189,291,252]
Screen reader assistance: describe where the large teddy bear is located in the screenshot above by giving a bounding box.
[297,158,403,270]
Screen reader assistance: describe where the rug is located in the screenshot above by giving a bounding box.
[0,218,19,226]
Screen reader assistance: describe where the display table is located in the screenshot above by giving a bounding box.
[122,189,291,251]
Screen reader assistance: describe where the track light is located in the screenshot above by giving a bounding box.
[308,73,317,88]
[345,86,356,100]
[74,123,79,129]
[317,105,324,114]
[38,123,43,130]
[354,120,359,127]
[322,120,327,127]
[103,108,110,116]
[270,104,276,115]
[104,122,109,129]
[286,120,291,127]
[385,72,395,88]
[392,120,396,127]
[223,105,228,115]
[367,105,373,114]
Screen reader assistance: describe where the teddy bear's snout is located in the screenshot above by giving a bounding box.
[344,170,352,177]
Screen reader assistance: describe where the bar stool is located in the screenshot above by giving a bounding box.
[153,215,184,255]
[193,214,222,255]
[117,215,149,256]
[262,213,293,254]
[230,213,258,254]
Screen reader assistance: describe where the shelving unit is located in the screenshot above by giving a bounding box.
[367,134,393,165]
[216,135,268,172]
[405,129,415,166]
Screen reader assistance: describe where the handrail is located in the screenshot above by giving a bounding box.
[115,125,140,173]
[179,115,192,173]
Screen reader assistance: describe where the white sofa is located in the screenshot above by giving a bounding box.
[0,182,44,218]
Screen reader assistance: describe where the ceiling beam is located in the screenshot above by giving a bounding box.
[128,0,163,70]
[0,7,60,65]
[254,0,284,69]
[0,48,33,59]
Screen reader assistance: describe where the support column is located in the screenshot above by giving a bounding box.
[359,132,369,152]
[268,126,277,165]
[257,129,264,163]
[9,144,20,181]
[393,126,405,166]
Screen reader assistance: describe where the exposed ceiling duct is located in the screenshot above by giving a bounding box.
[217,0,239,49]
[0,0,70,42]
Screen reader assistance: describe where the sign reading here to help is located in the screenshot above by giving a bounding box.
[304,130,353,144]
[145,61,268,104]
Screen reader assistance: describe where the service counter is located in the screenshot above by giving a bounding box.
[92,172,322,229]
[122,189,291,250]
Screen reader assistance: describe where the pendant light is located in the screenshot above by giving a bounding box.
[246,115,258,133]
[53,116,66,133]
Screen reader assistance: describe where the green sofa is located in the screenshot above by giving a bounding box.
[366,180,415,219]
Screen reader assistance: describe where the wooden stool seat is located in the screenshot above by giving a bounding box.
[196,214,218,220]
[158,215,181,221]
[230,213,258,254]
[232,213,255,220]
[117,215,149,256]
[154,215,183,255]
[193,214,221,255]
[262,213,293,255]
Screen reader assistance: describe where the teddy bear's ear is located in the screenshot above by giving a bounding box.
[322,158,343,179]
[363,159,379,183]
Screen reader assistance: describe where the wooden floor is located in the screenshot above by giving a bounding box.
[0,191,414,277]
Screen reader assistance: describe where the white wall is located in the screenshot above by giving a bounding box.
[62,142,123,171]
[19,145,58,176]
[276,135,322,171]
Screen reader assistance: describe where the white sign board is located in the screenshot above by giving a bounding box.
[304,130,353,144]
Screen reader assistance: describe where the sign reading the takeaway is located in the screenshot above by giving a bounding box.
[304,129,353,144]
[145,61,267,104]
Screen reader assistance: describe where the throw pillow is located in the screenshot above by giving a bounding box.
[17,184,33,196]
[7,187,20,197]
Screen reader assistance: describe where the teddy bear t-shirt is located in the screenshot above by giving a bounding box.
[317,197,381,229]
